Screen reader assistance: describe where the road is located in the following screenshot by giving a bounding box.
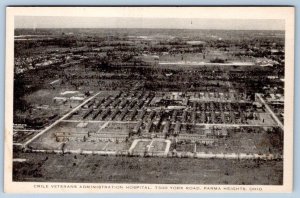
[63,120,138,124]
[256,93,284,129]
[62,119,276,128]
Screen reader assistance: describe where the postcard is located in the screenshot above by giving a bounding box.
[5,6,295,193]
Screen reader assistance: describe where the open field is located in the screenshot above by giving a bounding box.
[195,129,283,154]
[13,152,283,185]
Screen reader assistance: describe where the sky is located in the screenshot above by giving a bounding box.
[15,16,285,30]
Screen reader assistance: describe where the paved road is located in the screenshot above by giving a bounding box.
[63,119,275,128]
[22,92,102,147]
[256,93,284,129]
[63,120,138,124]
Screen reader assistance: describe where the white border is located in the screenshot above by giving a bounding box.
[4,7,295,193]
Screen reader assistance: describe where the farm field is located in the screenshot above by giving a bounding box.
[13,152,283,185]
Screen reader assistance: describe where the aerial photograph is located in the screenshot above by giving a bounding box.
[12,15,285,185]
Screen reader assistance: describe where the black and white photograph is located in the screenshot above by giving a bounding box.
[4,7,294,193]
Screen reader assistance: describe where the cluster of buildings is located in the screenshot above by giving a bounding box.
[53,90,88,105]
[14,49,90,74]
[55,122,129,143]
[52,91,264,146]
